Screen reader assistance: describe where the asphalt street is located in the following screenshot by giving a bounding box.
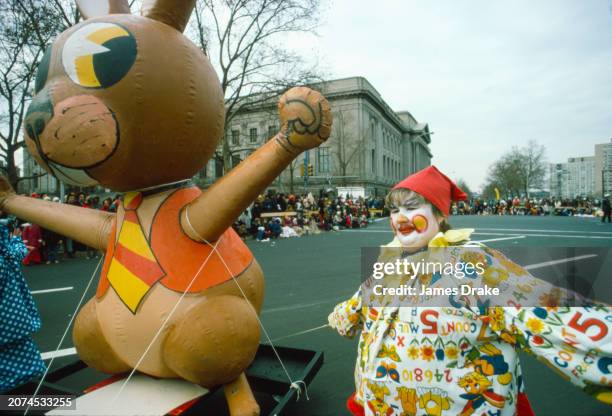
[23,215,612,415]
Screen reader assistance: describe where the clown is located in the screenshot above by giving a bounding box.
[330,166,612,416]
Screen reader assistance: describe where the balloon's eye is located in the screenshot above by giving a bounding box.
[62,22,136,88]
[35,45,52,93]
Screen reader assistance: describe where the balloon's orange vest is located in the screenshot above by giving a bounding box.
[96,186,253,313]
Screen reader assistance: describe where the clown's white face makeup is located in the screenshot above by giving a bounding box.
[389,202,441,251]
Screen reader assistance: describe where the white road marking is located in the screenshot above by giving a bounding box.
[470,227,612,235]
[472,232,522,236]
[523,254,598,270]
[262,297,346,314]
[507,233,612,239]
[345,229,394,232]
[32,286,74,295]
[41,347,77,360]
[265,324,330,344]
[344,229,612,239]
[344,230,521,236]
[475,235,526,243]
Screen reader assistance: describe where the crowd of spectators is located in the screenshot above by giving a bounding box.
[1,191,122,266]
[9,189,610,262]
[232,193,385,241]
[454,196,606,217]
[5,190,387,258]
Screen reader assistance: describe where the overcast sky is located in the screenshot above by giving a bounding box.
[291,0,612,191]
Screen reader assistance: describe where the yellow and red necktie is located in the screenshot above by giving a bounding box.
[106,192,165,313]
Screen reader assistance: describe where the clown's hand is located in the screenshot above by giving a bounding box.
[277,87,332,152]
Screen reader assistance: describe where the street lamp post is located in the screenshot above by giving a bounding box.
[303,150,310,191]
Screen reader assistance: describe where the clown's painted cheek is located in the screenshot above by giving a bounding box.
[391,204,440,250]
[411,214,428,233]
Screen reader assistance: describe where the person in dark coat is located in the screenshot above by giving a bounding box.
[602,194,611,223]
[42,227,62,264]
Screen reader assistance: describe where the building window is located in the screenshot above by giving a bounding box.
[231,129,239,145]
[317,147,330,173]
[371,149,376,173]
[268,125,276,139]
[249,128,258,143]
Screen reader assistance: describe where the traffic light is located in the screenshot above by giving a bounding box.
[308,164,314,176]
[300,163,305,177]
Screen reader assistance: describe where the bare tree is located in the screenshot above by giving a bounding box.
[483,140,547,198]
[486,151,524,198]
[189,0,324,172]
[455,178,473,199]
[517,139,547,197]
[0,0,78,188]
[333,110,360,186]
[287,159,306,193]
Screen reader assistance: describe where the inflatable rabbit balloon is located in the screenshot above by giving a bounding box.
[0,0,332,414]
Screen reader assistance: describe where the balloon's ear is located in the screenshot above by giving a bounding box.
[76,0,131,20]
[141,0,196,33]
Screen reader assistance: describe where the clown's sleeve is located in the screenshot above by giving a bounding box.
[328,289,364,338]
[479,247,612,404]
[489,305,612,404]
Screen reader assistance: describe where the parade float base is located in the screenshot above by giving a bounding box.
[6,344,324,416]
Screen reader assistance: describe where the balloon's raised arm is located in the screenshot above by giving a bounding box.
[180,86,332,243]
[0,177,114,250]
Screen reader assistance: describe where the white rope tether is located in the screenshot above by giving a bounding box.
[184,206,309,402]
[110,222,222,407]
[25,256,103,416]
[110,205,309,408]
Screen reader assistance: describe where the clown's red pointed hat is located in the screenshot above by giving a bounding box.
[392,165,467,216]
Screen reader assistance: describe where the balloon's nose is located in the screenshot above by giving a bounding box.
[28,94,119,169]
[24,90,54,142]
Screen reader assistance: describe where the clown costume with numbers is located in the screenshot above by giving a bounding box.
[0,223,46,392]
[329,166,612,416]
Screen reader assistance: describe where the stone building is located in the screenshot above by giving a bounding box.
[548,162,568,198]
[547,138,612,199]
[548,156,595,199]
[199,76,433,197]
[20,153,59,195]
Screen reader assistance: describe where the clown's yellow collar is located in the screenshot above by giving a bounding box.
[428,228,475,247]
